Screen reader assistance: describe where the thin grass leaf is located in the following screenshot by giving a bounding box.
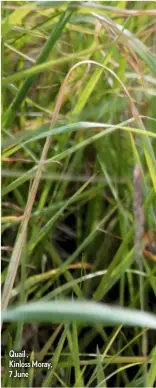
[147,347,156,388]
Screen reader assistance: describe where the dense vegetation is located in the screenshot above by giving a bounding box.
[2,1,156,387]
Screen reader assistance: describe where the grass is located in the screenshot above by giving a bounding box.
[1,1,156,387]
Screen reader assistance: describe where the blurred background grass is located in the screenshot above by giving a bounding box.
[1,1,156,387]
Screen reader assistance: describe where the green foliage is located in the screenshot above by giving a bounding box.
[1,1,156,387]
